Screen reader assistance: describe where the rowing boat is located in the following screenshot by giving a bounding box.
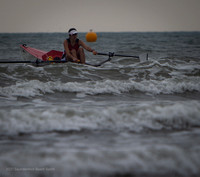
[20,44,110,67]
[0,44,148,66]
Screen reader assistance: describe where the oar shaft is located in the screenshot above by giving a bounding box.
[0,60,67,64]
[97,52,112,56]
[114,54,139,58]
[0,60,33,63]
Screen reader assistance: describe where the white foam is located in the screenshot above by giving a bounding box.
[0,76,200,98]
[130,76,200,95]
[0,101,200,135]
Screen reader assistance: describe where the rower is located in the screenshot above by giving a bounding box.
[62,28,97,64]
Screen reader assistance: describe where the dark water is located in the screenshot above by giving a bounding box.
[0,32,200,177]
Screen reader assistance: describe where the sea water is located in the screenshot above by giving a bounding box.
[0,32,200,177]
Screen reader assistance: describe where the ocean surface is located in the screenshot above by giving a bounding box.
[0,32,200,177]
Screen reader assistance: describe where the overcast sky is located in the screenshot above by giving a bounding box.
[0,0,200,33]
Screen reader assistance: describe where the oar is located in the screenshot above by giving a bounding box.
[0,59,67,64]
[85,57,112,67]
[97,52,139,58]
[0,59,103,67]
[97,52,148,61]
[0,60,34,64]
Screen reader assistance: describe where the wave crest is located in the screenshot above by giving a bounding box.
[0,101,200,135]
[0,76,200,98]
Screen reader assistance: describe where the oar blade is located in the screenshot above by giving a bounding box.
[139,53,148,62]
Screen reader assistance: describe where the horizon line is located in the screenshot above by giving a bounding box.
[0,30,200,34]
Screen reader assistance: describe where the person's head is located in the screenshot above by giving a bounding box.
[68,28,78,37]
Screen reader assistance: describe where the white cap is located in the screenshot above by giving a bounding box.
[69,30,78,35]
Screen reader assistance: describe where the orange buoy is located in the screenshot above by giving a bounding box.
[85,29,97,42]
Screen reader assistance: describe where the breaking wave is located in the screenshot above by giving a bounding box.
[0,76,200,98]
[0,101,200,135]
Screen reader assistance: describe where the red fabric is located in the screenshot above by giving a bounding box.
[20,45,46,60]
[20,45,63,61]
[42,50,63,61]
